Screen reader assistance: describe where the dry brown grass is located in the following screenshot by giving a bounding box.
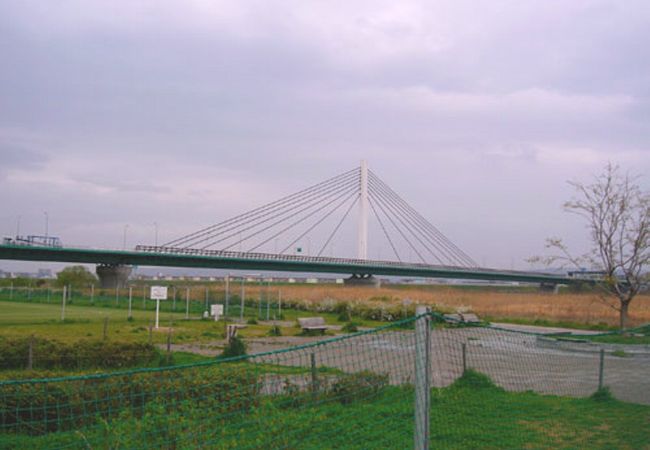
[246,284,650,328]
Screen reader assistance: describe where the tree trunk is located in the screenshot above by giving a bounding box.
[619,301,630,331]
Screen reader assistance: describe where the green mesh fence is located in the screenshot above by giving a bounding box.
[1,313,649,449]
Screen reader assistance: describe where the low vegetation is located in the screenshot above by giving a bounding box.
[1,369,648,449]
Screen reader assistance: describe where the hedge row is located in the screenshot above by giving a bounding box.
[0,337,160,371]
[0,364,260,435]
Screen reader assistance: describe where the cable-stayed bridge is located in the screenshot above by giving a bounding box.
[0,162,573,286]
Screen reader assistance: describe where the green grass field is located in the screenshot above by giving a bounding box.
[0,298,382,347]
[2,371,648,449]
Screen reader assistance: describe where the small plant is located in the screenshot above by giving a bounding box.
[218,336,247,359]
[591,386,614,402]
[452,369,502,391]
[267,325,282,336]
[611,349,628,358]
[246,317,258,325]
[337,308,351,322]
[329,371,388,404]
[341,322,359,333]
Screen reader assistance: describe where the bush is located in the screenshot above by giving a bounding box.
[219,336,247,359]
[0,337,160,371]
[341,322,359,333]
[246,317,258,325]
[329,371,388,405]
[267,325,282,337]
[0,364,260,435]
[452,369,502,391]
[591,386,614,402]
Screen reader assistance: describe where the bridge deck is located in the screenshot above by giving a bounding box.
[0,244,572,284]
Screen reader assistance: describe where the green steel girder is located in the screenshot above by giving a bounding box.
[0,244,574,285]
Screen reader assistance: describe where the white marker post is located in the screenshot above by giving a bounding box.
[150,286,168,329]
[128,286,133,319]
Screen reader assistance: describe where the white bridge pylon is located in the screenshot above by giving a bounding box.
[358,159,369,260]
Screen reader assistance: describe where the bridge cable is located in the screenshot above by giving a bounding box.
[164,168,359,247]
[278,190,360,255]
[369,179,468,267]
[221,183,359,252]
[178,170,359,248]
[368,181,446,265]
[368,171,473,266]
[190,176,360,250]
[317,194,359,257]
[369,171,478,267]
[366,184,427,263]
[368,197,402,262]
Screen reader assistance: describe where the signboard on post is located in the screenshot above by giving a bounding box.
[150,286,168,300]
[150,286,168,329]
[211,304,224,321]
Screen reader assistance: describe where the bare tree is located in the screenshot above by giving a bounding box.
[536,163,649,330]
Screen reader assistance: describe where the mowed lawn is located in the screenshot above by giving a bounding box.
[0,300,184,324]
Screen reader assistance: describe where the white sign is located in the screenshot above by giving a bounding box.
[211,304,224,321]
[150,286,168,300]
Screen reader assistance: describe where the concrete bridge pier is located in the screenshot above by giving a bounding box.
[344,274,381,288]
[96,264,132,289]
[539,282,560,294]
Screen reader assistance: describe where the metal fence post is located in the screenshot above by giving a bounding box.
[462,343,467,374]
[311,352,318,402]
[414,305,431,450]
[598,349,605,390]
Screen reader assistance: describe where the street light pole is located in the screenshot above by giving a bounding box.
[122,224,129,250]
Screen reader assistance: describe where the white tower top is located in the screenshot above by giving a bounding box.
[357,160,369,260]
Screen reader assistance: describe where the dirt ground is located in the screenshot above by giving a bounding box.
[178,324,650,406]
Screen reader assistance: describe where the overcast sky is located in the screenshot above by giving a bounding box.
[1,0,649,273]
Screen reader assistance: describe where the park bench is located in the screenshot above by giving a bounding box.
[298,317,328,334]
[442,313,481,324]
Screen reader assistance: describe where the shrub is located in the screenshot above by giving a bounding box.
[219,336,247,359]
[452,369,502,391]
[0,337,160,371]
[267,325,282,337]
[341,322,359,333]
[0,364,260,435]
[246,317,258,325]
[591,386,614,402]
[329,371,388,405]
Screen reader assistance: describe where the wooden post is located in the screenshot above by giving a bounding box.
[128,286,133,319]
[27,335,34,371]
[185,287,190,319]
[166,327,172,364]
[598,349,605,390]
[240,278,245,322]
[225,276,230,317]
[61,286,67,321]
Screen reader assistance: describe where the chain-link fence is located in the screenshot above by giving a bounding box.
[1,312,648,449]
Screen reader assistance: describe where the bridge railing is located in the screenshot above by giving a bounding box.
[134,245,561,279]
